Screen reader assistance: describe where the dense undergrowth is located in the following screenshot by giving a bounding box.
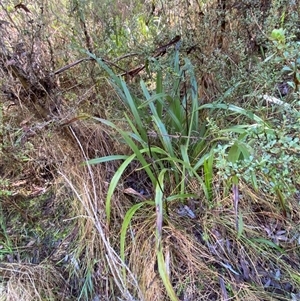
[0,0,300,300]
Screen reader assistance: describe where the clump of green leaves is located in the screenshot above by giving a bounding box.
[0,179,12,197]
[87,47,213,204]
[86,46,276,300]
[214,106,300,214]
[271,28,300,92]
[88,48,210,301]
[83,50,205,300]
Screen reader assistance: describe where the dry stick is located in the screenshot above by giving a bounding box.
[102,57,127,73]
[52,36,181,78]
[52,57,127,76]
[113,53,139,63]
[52,58,92,75]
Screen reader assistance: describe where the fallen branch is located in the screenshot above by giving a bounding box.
[51,36,181,78]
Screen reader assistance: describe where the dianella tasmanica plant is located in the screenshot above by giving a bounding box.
[85,48,215,300]
[85,48,271,301]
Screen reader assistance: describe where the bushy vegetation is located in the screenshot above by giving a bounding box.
[0,0,299,300]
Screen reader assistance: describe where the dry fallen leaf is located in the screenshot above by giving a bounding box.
[123,187,147,200]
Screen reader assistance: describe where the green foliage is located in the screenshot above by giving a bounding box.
[78,263,95,301]
[271,28,286,45]
[0,203,13,260]
[271,27,300,91]
[85,44,285,297]
[214,107,300,209]
[87,49,213,199]
[0,179,12,197]
[120,200,154,278]
[87,45,277,207]
[85,51,212,298]
[203,150,214,202]
[155,169,179,301]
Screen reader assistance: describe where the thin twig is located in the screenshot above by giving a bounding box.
[113,53,139,63]
[52,57,92,75]
[52,56,127,76]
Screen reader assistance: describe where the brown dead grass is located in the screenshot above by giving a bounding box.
[0,263,69,301]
